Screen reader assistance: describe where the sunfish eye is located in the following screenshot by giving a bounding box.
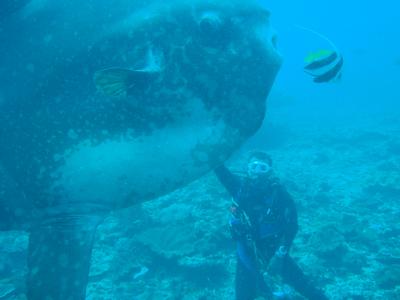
[199,12,222,35]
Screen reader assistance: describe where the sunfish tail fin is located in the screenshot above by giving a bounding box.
[0,164,32,231]
[26,213,104,300]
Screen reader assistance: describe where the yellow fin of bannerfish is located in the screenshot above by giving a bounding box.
[305,49,334,63]
[94,68,131,97]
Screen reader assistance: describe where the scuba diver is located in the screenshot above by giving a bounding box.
[214,151,328,300]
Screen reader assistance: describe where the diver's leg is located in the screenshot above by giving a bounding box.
[280,256,328,300]
[26,210,104,300]
[235,255,258,300]
[235,242,273,300]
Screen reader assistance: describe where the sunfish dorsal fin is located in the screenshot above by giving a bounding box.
[142,47,163,73]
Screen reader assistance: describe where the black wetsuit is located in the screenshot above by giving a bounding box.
[215,165,328,300]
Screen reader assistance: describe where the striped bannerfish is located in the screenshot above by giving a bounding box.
[304,49,344,83]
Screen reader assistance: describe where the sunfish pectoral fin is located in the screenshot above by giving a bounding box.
[26,213,105,300]
[94,68,159,97]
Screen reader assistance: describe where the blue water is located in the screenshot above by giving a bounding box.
[266,0,400,116]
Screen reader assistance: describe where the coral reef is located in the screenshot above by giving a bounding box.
[0,112,399,299]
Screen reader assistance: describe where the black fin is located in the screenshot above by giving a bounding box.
[0,165,32,231]
[26,213,104,300]
[313,56,344,83]
[304,51,338,70]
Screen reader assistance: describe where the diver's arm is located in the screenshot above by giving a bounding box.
[214,164,241,196]
[280,187,299,249]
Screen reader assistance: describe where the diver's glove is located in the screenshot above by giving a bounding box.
[229,205,250,240]
[275,245,288,258]
[229,216,248,240]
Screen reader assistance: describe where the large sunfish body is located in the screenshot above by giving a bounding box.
[0,0,282,298]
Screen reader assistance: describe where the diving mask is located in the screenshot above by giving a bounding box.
[247,160,271,178]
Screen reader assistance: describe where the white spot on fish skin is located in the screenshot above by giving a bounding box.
[53,154,63,162]
[43,34,53,45]
[20,0,51,18]
[58,253,69,267]
[26,64,35,73]
[74,280,81,287]
[38,166,46,179]
[133,266,149,279]
[31,266,40,276]
[14,207,25,217]
[67,129,78,140]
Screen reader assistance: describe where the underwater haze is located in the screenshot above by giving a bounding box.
[1,0,400,299]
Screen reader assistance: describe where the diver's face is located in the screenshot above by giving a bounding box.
[247,159,272,180]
